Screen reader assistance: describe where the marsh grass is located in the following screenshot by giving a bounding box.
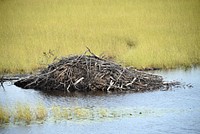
[98,108,108,118]
[0,106,10,125]
[14,103,32,124]
[51,106,91,121]
[62,107,72,120]
[0,103,136,125]
[51,105,62,121]
[0,104,169,125]
[0,0,200,73]
[73,107,90,119]
[35,103,48,122]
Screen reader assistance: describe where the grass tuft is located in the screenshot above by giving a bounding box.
[73,107,90,119]
[35,103,48,122]
[51,105,62,121]
[0,105,10,125]
[14,103,32,124]
[0,103,137,125]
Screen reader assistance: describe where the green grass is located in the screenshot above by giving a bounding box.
[0,0,200,73]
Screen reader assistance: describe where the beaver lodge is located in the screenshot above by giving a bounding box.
[14,50,179,93]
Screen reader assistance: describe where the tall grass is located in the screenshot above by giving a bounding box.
[35,103,47,121]
[0,0,200,73]
[0,105,10,124]
[14,103,32,124]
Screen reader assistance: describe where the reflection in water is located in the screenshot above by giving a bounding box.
[0,68,200,134]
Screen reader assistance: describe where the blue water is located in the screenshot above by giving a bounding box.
[0,68,200,134]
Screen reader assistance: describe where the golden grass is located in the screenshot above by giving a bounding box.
[0,103,136,125]
[98,108,108,118]
[51,105,62,120]
[0,105,10,124]
[62,107,72,120]
[35,103,48,121]
[0,0,200,73]
[73,107,90,119]
[14,103,32,124]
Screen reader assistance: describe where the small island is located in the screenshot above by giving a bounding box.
[14,50,179,93]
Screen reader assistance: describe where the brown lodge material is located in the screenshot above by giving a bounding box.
[14,51,179,93]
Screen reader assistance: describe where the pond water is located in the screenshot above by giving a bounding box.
[0,68,200,134]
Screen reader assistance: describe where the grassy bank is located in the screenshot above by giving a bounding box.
[0,0,200,73]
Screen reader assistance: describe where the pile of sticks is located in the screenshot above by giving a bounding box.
[14,51,179,93]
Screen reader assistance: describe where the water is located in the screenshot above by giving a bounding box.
[0,68,200,134]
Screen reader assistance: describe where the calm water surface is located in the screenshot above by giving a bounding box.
[0,68,200,134]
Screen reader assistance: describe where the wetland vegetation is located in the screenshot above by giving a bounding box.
[0,103,135,125]
[0,0,200,74]
[0,1,200,132]
[0,67,200,133]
